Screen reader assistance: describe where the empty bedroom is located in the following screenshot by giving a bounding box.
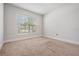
[0,3,79,56]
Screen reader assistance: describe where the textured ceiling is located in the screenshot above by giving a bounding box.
[11,3,66,15]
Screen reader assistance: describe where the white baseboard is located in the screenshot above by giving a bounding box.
[4,35,42,43]
[2,35,79,48]
[44,35,79,45]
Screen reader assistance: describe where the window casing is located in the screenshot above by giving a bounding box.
[17,15,36,34]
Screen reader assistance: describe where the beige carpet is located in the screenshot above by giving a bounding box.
[0,37,79,56]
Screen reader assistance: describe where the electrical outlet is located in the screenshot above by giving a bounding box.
[56,34,59,36]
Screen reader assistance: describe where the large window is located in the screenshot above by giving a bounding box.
[17,15,36,34]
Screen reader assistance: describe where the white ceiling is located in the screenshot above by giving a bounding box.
[11,3,66,15]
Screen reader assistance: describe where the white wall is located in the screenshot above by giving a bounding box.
[0,3,3,49]
[44,4,79,44]
[4,4,43,41]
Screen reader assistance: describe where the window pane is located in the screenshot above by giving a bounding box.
[17,15,37,34]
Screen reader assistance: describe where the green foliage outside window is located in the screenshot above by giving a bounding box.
[17,16,36,33]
